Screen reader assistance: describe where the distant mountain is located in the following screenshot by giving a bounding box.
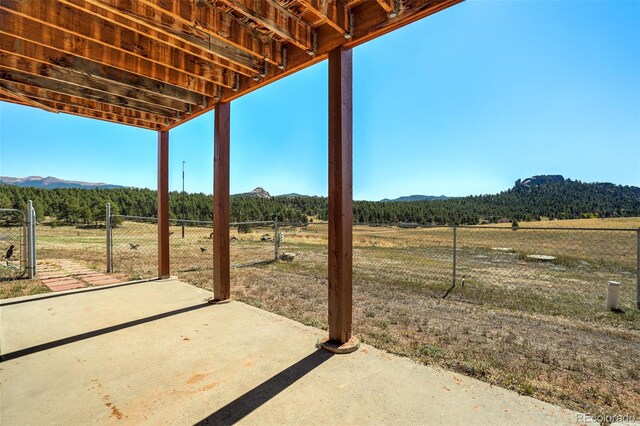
[0,176,123,189]
[234,187,271,199]
[381,195,448,202]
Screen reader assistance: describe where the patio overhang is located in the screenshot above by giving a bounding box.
[0,0,463,348]
[0,0,460,130]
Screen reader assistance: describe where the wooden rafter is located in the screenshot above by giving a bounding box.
[214,0,313,53]
[0,2,249,82]
[0,36,207,105]
[0,85,173,126]
[297,0,350,38]
[0,51,194,112]
[0,84,58,114]
[0,70,180,117]
[375,0,396,15]
[0,15,230,95]
[137,0,283,69]
[59,0,269,73]
[41,101,167,129]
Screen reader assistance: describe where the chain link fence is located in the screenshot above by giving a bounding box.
[110,215,278,281]
[348,224,639,318]
[272,222,639,318]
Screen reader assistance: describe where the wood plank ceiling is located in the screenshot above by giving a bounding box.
[0,0,461,130]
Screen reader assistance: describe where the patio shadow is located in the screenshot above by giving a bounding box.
[196,350,333,425]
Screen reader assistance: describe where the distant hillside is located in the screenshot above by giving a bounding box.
[0,176,637,225]
[381,195,448,202]
[0,176,123,190]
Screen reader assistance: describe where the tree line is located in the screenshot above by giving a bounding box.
[0,179,638,226]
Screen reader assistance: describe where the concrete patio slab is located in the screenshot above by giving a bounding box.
[0,279,579,425]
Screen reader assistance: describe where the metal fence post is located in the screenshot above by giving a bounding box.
[26,200,35,279]
[453,225,457,286]
[32,207,37,277]
[274,217,279,261]
[106,203,112,273]
[22,211,28,274]
[636,228,639,310]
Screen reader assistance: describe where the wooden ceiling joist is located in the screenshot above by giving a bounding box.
[297,0,350,38]
[0,84,59,113]
[44,101,170,128]
[0,0,461,129]
[45,101,165,129]
[0,71,180,117]
[59,0,271,73]
[0,36,206,105]
[214,0,313,53]
[8,88,172,128]
[0,52,196,112]
[0,3,247,82]
[0,18,229,95]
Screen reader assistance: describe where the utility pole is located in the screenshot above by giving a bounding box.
[182,161,186,193]
[182,160,186,239]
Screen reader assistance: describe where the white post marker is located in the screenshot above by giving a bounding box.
[606,281,620,311]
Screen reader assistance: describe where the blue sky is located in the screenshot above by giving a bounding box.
[0,0,638,200]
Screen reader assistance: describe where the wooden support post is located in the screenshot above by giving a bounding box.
[320,46,358,353]
[212,102,231,302]
[157,130,170,279]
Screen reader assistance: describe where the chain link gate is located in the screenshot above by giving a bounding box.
[0,202,36,280]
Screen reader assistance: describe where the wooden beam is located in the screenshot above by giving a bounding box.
[0,95,159,129]
[4,85,173,126]
[60,0,267,73]
[213,102,231,301]
[158,130,170,279]
[216,0,313,52]
[0,36,208,105]
[297,0,350,38]
[137,0,283,68]
[0,84,58,113]
[0,69,179,118]
[327,46,353,344]
[0,51,194,112]
[0,2,247,85]
[46,101,164,129]
[375,0,396,15]
[0,19,228,97]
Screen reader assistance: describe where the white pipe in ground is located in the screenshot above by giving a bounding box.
[606,281,621,310]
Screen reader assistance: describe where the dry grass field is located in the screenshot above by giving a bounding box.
[1,217,638,418]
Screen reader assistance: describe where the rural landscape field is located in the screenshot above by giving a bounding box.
[2,216,638,418]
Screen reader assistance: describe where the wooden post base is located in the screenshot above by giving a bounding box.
[207,298,233,305]
[316,336,359,354]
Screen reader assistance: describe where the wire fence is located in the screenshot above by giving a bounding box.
[10,206,639,319]
[274,222,639,318]
[0,209,27,280]
[110,215,277,281]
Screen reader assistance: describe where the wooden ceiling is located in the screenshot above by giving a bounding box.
[0,0,461,130]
